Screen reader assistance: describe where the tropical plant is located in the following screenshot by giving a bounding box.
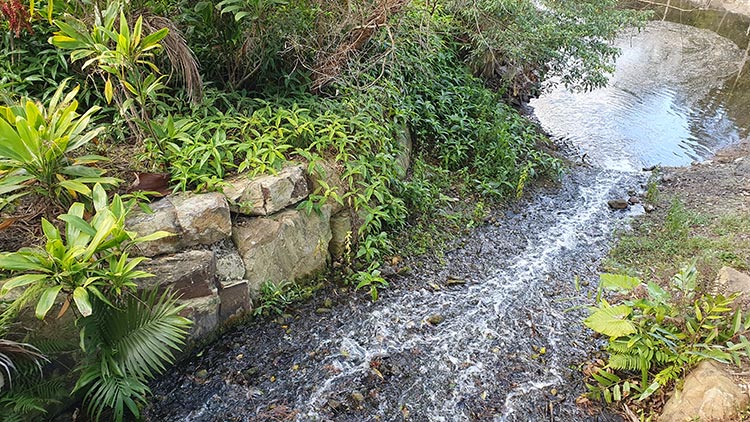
[0,183,188,421]
[0,81,118,207]
[0,184,169,321]
[0,338,46,390]
[253,280,304,317]
[50,1,170,141]
[584,265,750,409]
[74,289,191,422]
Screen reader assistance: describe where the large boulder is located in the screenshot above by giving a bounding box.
[224,165,309,216]
[329,212,352,259]
[218,279,251,321]
[712,267,750,311]
[170,193,232,247]
[660,360,750,422]
[126,193,232,257]
[140,250,217,299]
[179,295,220,341]
[232,205,332,290]
[125,198,182,257]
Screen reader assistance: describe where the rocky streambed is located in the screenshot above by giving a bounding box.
[145,166,641,422]
[146,16,750,422]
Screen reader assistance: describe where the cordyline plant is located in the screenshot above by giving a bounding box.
[0,81,119,210]
[0,184,192,421]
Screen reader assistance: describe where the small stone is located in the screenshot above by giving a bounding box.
[426,314,445,325]
[628,196,640,204]
[550,388,558,396]
[195,369,208,379]
[351,392,365,403]
[607,199,628,210]
[662,173,674,183]
[316,308,332,314]
[644,204,656,213]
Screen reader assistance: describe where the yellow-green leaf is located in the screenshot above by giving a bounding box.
[36,285,63,320]
[73,287,92,317]
[104,77,114,104]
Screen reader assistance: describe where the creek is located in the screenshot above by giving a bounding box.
[145,4,750,422]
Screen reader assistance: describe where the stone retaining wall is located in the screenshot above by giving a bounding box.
[126,162,353,340]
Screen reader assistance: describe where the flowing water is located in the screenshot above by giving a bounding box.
[146,6,750,422]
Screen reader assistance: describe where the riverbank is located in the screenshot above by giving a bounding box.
[606,140,750,286]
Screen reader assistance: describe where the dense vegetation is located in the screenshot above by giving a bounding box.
[0,0,641,419]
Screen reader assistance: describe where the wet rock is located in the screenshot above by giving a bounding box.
[426,314,445,325]
[735,157,750,177]
[140,250,217,299]
[233,206,332,291]
[660,360,749,422]
[224,165,309,216]
[127,193,231,257]
[171,192,232,247]
[446,276,466,285]
[126,198,181,257]
[218,280,250,321]
[607,199,629,210]
[329,212,352,259]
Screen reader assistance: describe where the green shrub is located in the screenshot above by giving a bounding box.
[584,265,750,410]
[0,185,189,422]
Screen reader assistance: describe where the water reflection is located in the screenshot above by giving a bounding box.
[531,18,748,170]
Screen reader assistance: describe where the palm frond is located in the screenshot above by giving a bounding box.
[79,368,150,422]
[75,289,191,422]
[0,339,47,390]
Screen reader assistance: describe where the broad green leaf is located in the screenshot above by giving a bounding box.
[36,285,63,319]
[599,273,640,292]
[0,274,48,295]
[133,230,174,243]
[584,304,636,337]
[0,253,47,272]
[58,214,97,237]
[58,179,92,196]
[73,287,92,317]
[92,183,107,212]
